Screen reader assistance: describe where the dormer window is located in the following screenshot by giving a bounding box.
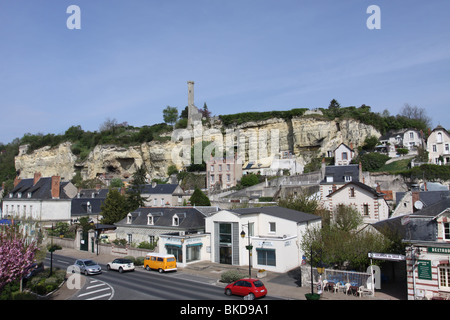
[9,193,13,198]
[147,214,153,225]
[127,213,132,224]
[172,215,179,226]
[27,192,32,198]
[17,192,22,198]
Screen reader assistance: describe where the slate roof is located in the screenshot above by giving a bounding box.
[7,177,72,200]
[321,164,360,184]
[228,206,321,224]
[396,190,450,207]
[373,196,450,241]
[326,181,385,198]
[141,184,182,195]
[71,198,105,216]
[115,207,206,230]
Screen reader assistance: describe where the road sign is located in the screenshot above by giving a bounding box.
[368,252,406,261]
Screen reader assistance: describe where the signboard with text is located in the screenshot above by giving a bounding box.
[368,252,406,261]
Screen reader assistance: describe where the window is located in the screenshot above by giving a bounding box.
[342,152,348,160]
[269,222,276,233]
[446,144,449,153]
[433,145,437,152]
[161,198,165,206]
[363,204,369,216]
[149,235,155,244]
[227,164,230,171]
[219,164,222,172]
[350,187,355,197]
[345,176,352,182]
[257,249,276,266]
[437,132,443,143]
[127,213,132,224]
[410,132,414,139]
[211,175,215,184]
[173,215,179,226]
[219,223,232,245]
[439,266,450,290]
[153,198,157,206]
[444,222,450,240]
[210,165,214,172]
[127,234,132,244]
[147,214,153,225]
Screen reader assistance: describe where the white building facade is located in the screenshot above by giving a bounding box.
[205,206,321,273]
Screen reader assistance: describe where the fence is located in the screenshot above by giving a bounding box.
[301,265,371,288]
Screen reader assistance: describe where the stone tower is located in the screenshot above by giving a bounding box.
[187,80,202,127]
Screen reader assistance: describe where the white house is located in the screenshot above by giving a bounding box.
[379,128,425,157]
[334,143,354,166]
[205,206,321,273]
[325,181,390,224]
[427,125,450,165]
[141,183,187,207]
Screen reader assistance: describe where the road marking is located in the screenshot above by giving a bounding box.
[76,279,115,300]
[78,287,110,297]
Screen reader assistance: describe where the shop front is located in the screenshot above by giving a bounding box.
[159,233,211,268]
[406,243,450,300]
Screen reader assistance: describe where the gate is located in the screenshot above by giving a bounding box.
[80,231,89,251]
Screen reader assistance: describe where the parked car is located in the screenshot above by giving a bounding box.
[224,278,267,299]
[106,258,135,273]
[73,259,102,275]
[144,253,177,273]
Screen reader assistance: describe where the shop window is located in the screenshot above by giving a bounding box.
[257,249,276,266]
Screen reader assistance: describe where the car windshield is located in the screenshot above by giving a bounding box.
[253,280,264,287]
[84,260,97,266]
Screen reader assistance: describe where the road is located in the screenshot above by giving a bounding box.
[45,253,282,301]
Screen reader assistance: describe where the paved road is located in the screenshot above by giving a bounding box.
[45,253,281,301]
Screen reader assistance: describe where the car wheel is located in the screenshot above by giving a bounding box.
[84,270,88,276]
[119,267,123,273]
[107,265,111,271]
[146,266,150,271]
[158,268,163,273]
[225,289,232,296]
[248,293,255,300]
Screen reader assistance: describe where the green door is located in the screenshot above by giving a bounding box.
[80,231,89,251]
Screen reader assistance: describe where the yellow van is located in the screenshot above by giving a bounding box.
[144,253,177,273]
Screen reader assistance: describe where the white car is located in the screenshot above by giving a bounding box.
[106,258,135,273]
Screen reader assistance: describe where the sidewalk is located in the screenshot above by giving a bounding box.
[50,248,405,300]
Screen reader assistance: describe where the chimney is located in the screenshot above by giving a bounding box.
[14,177,21,187]
[51,176,61,199]
[412,191,420,212]
[34,172,41,185]
[376,183,381,193]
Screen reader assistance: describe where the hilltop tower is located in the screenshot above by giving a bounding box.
[187,80,202,127]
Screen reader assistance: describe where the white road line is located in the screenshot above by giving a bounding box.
[86,283,106,290]
[78,287,110,297]
[87,293,112,300]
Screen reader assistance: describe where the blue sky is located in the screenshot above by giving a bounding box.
[1,0,449,144]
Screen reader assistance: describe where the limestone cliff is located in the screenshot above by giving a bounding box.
[15,117,380,181]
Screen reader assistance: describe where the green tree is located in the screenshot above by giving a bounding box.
[328,99,342,118]
[126,165,147,212]
[101,189,128,224]
[240,173,259,187]
[162,106,178,127]
[189,187,211,206]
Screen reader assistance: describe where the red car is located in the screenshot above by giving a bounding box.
[225,278,267,299]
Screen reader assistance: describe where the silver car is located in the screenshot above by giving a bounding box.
[74,259,102,275]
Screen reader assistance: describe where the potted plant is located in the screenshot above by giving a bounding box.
[257,269,266,278]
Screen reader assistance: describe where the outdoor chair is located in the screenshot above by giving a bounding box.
[333,282,341,293]
[344,282,351,295]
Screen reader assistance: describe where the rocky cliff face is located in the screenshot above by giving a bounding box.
[15,117,380,181]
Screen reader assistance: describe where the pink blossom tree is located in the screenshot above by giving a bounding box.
[0,225,39,291]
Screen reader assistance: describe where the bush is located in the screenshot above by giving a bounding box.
[135,256,145,266]
[220,270,246,283]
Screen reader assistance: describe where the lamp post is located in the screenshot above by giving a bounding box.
[240,222,253,278]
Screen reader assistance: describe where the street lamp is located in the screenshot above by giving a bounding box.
[240,223,253,278]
